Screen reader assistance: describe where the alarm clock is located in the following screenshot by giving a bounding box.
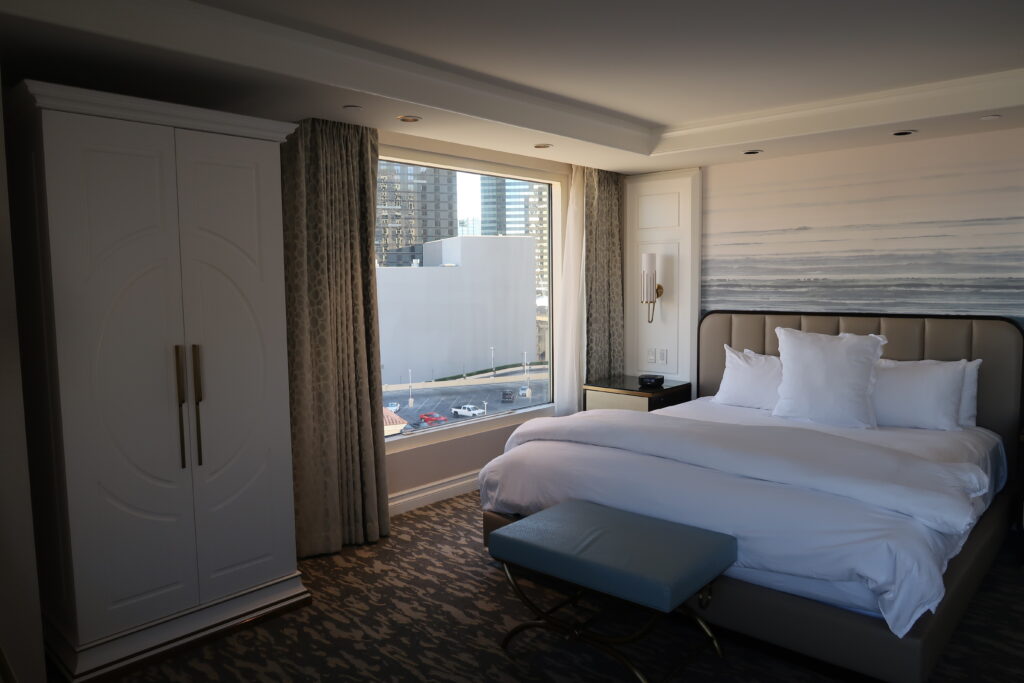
[638,374,664,388]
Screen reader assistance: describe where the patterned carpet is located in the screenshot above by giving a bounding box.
[116,492,1024,682]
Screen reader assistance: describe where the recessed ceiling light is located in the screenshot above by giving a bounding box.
[397,115,421,123]
[743,149,763,155]
[342,104,362,110]
[533,143,553,149]
[980,114,1002,121]
[892,130,917,136]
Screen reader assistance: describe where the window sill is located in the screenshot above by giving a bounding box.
[385,403,555,455]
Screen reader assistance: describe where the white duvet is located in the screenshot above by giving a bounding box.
[478,398,1005,638]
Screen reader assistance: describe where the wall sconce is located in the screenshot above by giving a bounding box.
[640,252,663,323]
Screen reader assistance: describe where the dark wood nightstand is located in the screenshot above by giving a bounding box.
[583,376,692,412]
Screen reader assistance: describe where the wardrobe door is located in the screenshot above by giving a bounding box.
[175,129,297,602]
[41,111,200,641]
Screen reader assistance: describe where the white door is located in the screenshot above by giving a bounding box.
[42,111,200,641]
[175,129,297,602]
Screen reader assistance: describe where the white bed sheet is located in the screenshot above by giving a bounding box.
[479,398,1005,635]
[657,399,1006,502]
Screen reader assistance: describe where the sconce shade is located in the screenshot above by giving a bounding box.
[641,252,657,304]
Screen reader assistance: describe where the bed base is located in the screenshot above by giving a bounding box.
[482,492,1009,683]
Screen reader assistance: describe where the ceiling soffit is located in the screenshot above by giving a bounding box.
[1,0,1022,169]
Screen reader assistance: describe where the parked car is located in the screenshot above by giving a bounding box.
[518,386,529,398]
[385,401,401,412]
[419,412,448,425]
[501,390,515,403]
[451,404,485,417]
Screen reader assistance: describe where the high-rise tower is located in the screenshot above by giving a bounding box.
[479,176,550,298]
[376,161,457,266]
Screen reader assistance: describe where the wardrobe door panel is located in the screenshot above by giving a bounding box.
[41,111,199,641]
[175,130,296,602]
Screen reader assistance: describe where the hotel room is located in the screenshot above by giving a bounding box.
[0,1,1021,682]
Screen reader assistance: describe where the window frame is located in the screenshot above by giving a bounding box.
[378,145,566,454]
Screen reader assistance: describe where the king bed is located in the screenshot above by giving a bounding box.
[480,311,1022,683]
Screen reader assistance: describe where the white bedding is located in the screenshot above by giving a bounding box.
[478,398,1005,637]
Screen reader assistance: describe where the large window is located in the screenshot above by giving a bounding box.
[376,160,552,437]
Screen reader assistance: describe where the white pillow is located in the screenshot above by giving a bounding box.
[713,345,782,410]
[874,359,966,431]
[772,327,886,429]
[961,359,982,427]
[875,358,981,428]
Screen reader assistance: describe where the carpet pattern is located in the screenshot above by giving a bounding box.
[117,493,1024,682]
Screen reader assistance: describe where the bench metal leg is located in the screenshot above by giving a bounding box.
[683,607,723,657]
[500,562,658,683]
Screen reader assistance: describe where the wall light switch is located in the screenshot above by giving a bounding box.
[646,347,656,364]
[657,348,668,364]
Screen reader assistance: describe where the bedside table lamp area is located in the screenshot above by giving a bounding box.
[583,376,691,412]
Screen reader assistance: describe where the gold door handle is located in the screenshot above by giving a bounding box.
[174,345,187,469]
[191,344,204,467]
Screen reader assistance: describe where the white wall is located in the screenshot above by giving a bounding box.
[377,235,536,383]
[0,69,47,682]
[623,169,702,387]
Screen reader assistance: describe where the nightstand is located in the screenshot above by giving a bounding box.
[583,376,692,412]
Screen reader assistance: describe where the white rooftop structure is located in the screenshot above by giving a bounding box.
[376,236,536,384]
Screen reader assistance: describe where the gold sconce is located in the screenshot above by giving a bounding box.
[641,252,663,324]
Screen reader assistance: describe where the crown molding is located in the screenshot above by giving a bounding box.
[652,68,1024,155]
[0,0,657,154]
[22,80,297,141]
[3,0,1021,166]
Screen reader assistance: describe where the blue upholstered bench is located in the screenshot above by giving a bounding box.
[488,500,737,682]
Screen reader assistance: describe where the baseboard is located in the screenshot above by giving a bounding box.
[389,470,479,516]
[48,574,309,681]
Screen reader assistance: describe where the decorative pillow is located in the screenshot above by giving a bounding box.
[875,358,981,428]
[713,345,782,410]
[772,327,887,429]
[874,359,966,431]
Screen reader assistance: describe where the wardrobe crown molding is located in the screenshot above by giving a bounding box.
[20,80,297,142]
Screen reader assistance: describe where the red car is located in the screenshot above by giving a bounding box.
[419,412,448,425]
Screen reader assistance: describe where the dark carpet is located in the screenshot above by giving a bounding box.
[117,493,1024,682]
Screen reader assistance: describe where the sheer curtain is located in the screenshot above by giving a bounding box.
[281,119,389,557]
[553,166,586,415]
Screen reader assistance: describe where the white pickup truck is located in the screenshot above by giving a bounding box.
[451,404,485,417]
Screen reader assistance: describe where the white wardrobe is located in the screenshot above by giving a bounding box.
[12,81,308,680]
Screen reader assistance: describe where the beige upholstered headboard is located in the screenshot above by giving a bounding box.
[698,312,1023,484]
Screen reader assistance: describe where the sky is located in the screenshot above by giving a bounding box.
[456,171,480,221]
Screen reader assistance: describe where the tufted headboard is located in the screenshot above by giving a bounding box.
[698,311,1023,485]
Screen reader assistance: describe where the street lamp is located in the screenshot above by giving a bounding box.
[523,351,532,399]
[489,346,495,377]
[407,369,414,408]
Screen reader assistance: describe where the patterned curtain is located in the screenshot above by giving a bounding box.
[584,168,625,381]
[281,119,389,557]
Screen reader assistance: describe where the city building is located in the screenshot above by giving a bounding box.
[381,407,408,437]
[458,216,480,236]
[375,161,457,267]
[480,176,550,299]
[376,236,536,384]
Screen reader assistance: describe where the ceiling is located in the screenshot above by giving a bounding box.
[1,0,1023,173]
[196,0,1024,127]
